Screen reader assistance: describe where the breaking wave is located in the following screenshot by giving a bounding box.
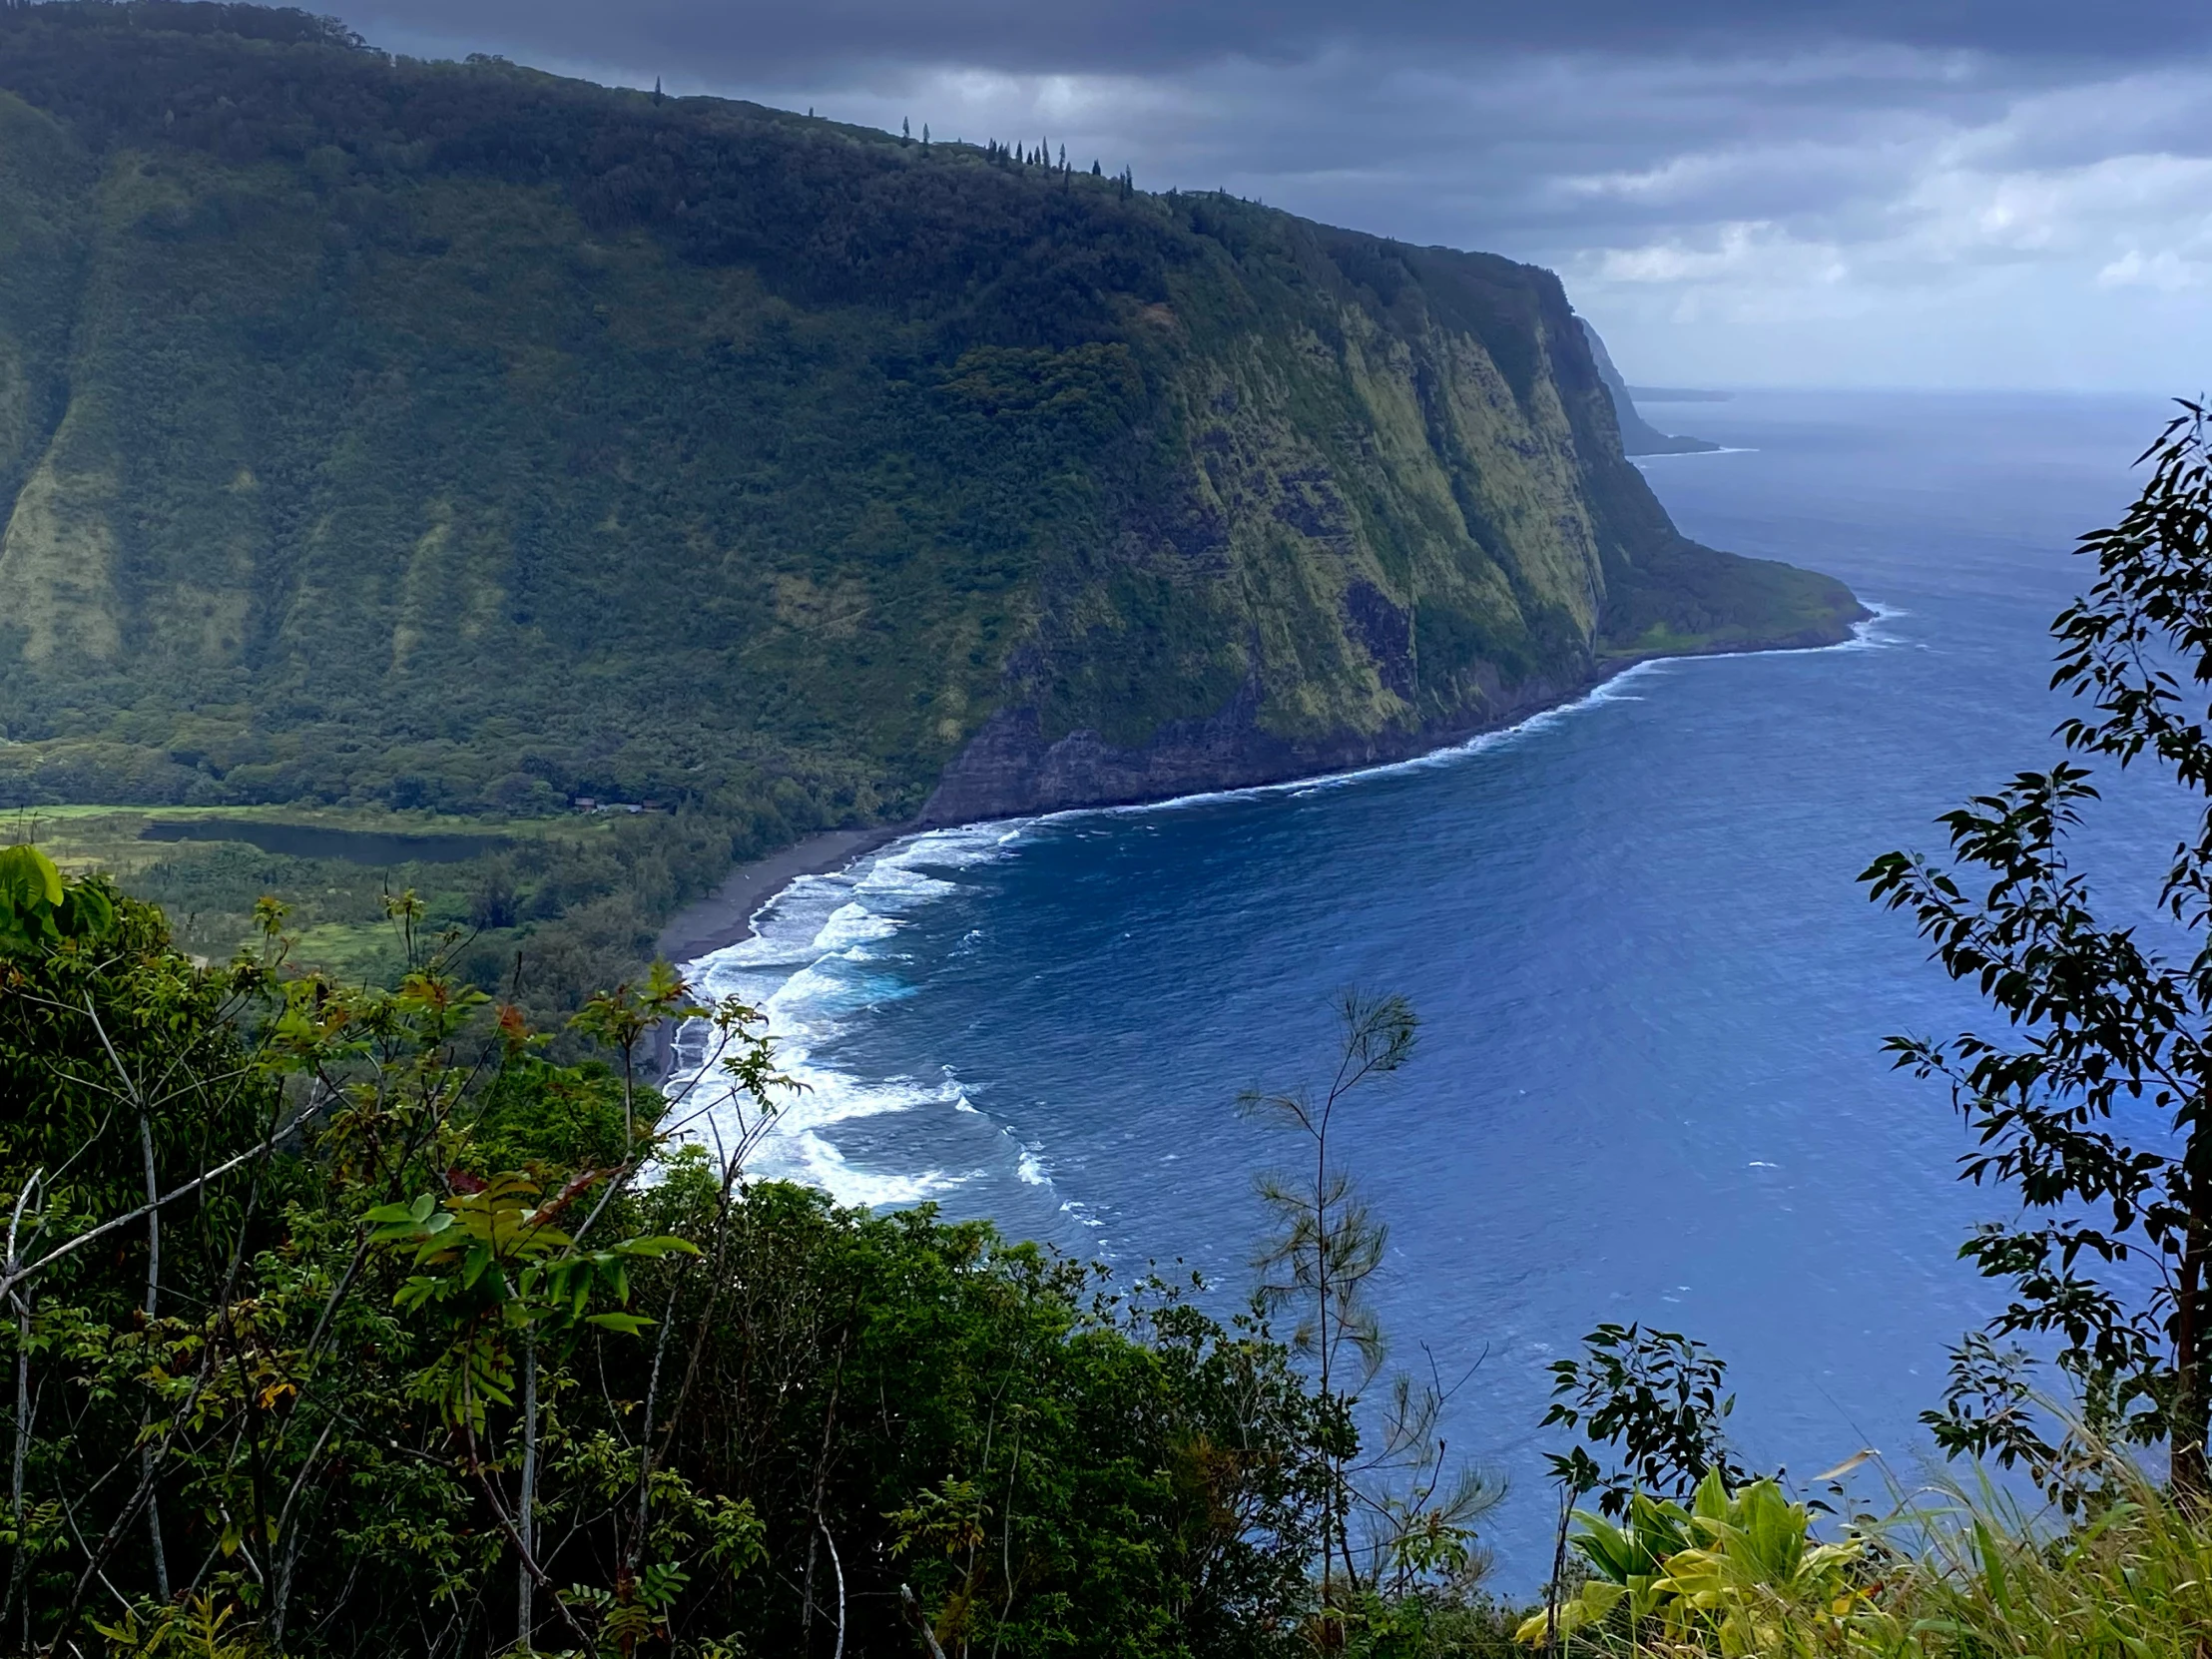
[665,826,1030,1209]
[666,604,1898,1216]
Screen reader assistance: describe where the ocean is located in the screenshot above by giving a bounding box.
[674,388,2182,1583]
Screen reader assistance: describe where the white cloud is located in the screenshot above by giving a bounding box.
[2098,249,2208,290]
[1545,71,2212,385]
[1593,224,1850,289]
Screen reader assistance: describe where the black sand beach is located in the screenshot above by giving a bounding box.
[655,825,910,967]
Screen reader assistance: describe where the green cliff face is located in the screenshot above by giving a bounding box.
[0,3,1862,827]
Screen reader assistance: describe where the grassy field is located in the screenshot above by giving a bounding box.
[6,802,731,1018]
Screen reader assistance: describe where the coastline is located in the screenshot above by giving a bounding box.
[653,612,1877,977]
[655,824,911,968]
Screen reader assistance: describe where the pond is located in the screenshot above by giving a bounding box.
[140,821,506,865]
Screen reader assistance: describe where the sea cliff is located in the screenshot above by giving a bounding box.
[0,3,1861,830]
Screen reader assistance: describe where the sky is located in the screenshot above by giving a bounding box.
[344,0,2212,391]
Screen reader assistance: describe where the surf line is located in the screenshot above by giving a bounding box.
[721,598,1904,927]
[1038,597,1902,826]
[667,599,1898,1214]
[1630,445,1760,463]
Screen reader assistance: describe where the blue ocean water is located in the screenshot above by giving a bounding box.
[679,389,2182,1583]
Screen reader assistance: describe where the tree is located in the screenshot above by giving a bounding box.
[1542,1324,1744,1520]
[1865,401,2212,1502]
[0,851,1353,1656]
[1534,1324,1746,1654]
[1243,991,1498,1632]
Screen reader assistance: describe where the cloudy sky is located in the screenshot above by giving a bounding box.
[347,0,2212,391]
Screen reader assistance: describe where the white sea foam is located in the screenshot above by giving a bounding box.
[1002,599,1899,830]
[894,824,1028,867]
[1833,600,1908,652]
[667,827,1026,1210]
[855,860,960,902]
[671,596,1901,1214]
[1629,446,1760,462]
[815,901,899,950]
[664,1021,981,1207]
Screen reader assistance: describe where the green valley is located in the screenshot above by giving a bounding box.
[0,4,1857,830]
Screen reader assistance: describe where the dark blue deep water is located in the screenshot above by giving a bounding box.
[683,389,2181,1583]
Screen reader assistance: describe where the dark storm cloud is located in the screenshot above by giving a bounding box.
[350,0,2212,80]
[346,0,2212,387]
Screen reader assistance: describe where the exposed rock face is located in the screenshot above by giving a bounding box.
[919,670,1572,825]
[921,617,1858,826]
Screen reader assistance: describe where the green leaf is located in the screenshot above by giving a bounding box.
[615,1235,702,1259]
[460,1244,494,1290]
[54,882,114,939]
[585,1312,653,1337]
[0,843,64,910]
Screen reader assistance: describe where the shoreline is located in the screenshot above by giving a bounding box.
[655,824,911,968]
[653,612,1879,977]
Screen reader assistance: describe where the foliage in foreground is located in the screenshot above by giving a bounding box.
[0,855,1371,1657]
[1516,1447,2212,1658]
[1513,399,2212,1656]
[1863,400,2212,1502]
[12,391,2212,1659]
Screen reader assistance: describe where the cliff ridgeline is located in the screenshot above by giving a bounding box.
[0,1,1861,830]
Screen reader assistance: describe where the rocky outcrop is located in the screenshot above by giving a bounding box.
[918,671,1558,825]
[922,609,1862,826]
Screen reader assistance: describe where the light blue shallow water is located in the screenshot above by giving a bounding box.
[680,389,2181,1583]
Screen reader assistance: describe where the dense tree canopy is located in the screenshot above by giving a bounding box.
[0,854,1528,1656]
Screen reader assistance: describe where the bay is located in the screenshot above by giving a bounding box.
[679,388,2179,1581]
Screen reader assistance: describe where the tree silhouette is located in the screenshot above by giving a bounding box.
[1869,402,2212,1505]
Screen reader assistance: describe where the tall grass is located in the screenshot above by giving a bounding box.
[1855,1453,2212,1658]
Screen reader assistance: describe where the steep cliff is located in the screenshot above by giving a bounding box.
[1576,318,1721,458]
[0,3,1862,828]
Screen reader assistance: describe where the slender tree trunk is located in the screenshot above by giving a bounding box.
[6,1283,30,1652]
[900,1583,949,1659]
[989,1425,1020,1659]
[2177,1246,2206,1501]
[517,1336,539,1649]
[139,1106,169,1601]
[268,1419,336,1653]
[626,1274,687,1578]
[801,1528,818,1649]
[1543,1481,1573,1657]
[2174,1099,2212,1504]
[1314,1116,1336,1625]
[3,1175,33,1649]
[818,1516,845,1659]
[805,1342,846,1654]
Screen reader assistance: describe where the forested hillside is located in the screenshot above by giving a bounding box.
[0,1,1860,829]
